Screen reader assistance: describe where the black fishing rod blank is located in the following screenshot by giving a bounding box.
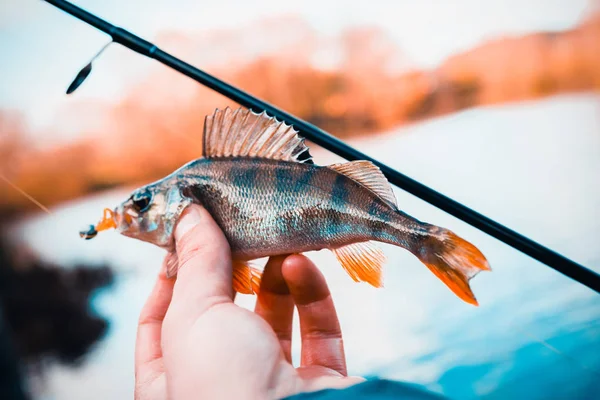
[41,0,600,294]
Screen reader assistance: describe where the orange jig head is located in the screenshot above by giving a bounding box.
[79,208,117,240]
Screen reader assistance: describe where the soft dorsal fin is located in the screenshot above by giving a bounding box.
[328,161,397,208]
[202,107,312,163]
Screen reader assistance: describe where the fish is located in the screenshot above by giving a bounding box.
[82,106,491,305]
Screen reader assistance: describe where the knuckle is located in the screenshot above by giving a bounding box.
[275,330,293,342]
[177,241,205,270]
[175,224,230,269]
[303,326,343,341]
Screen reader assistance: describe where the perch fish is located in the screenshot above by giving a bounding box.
[81,107,491,304]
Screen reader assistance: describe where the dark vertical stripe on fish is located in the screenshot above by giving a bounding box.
[274,166,296,212]
[331,174,349,209]
[368,199,384,237]
[328,174,350,238]
[231,166,258,196]
[275,167,294,193]
[293,166,315,196]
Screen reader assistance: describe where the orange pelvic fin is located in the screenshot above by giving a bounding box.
[232,261,263,295]
[333,241,385,288]
[417,230,491,306]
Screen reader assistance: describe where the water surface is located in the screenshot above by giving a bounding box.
[12,94,600,399]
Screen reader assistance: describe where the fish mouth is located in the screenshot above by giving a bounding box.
[79,208,118,240]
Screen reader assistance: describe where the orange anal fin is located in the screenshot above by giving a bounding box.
[333,241,385,288]
[232,261,263,295]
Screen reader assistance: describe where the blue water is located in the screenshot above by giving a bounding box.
[12,94,600,399]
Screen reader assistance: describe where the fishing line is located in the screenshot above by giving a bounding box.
[0,173,52,215]
[463,330,600,400]
[520,329,600,378]
[39,0,600,295]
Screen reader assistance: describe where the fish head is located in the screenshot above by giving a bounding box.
[81,178,192,249]
[115,181,191,248]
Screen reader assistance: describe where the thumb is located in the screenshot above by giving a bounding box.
[169,204,234,318]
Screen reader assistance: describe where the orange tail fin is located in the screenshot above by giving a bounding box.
[415,228,490,305]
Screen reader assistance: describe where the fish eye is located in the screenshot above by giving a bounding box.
[132,191,152,213]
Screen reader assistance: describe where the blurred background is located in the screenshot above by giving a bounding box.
[1,0,599,399]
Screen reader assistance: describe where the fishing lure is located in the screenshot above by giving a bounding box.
[81,107,490,304]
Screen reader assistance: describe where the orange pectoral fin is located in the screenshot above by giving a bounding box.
[232,261,263,295]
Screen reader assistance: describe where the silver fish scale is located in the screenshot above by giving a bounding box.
[179,157,411,260]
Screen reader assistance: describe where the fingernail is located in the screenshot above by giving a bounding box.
[175,206,202,241]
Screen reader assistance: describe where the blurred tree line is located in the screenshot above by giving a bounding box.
[1,12,599,216]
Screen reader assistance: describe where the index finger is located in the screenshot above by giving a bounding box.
[135,261,174,371]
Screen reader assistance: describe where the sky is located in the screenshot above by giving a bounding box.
[0,0,595,136]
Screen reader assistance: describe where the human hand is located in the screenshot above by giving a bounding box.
[134,205,363,399]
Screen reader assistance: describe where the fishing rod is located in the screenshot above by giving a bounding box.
[41,0,600,294]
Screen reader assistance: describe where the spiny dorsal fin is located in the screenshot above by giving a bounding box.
[333,241,385,288]
[328,161,397,208]
[202,107,312,163]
